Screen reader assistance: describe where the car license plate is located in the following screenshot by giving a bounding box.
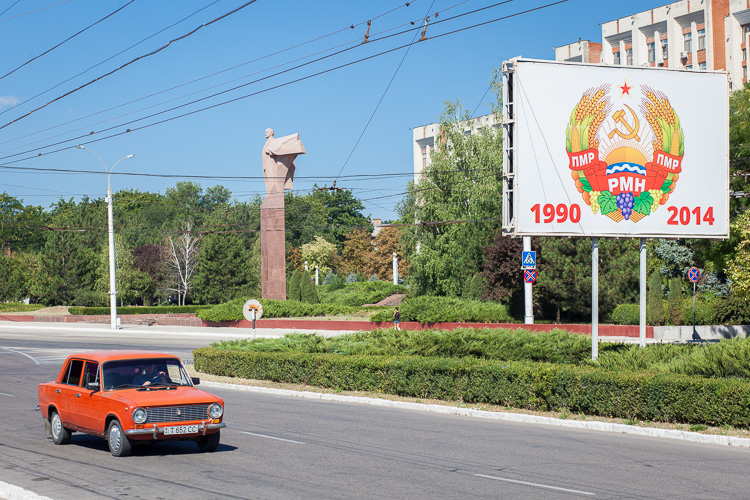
[163,425,199,435]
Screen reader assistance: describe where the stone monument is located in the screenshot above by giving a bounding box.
[261,128,306,300]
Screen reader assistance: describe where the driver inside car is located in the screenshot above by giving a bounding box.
[134,364,170,386]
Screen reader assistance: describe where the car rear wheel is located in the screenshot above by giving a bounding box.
[197,430,220,452]
[107,420,133,457]
[50,411,71,445]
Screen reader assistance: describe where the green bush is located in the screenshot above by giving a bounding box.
[193,347,750,428]
[318,281,407,307]
[196,298,367,322]
[714,295,750,325]
[647,271,664,326]
[287,270,302,302]
[369,296,513,324]
[213,328,597,364]
[0,303,46,313]
[300,271,319,304]
[68,305,212,315]
[611,299,716,326]
[667,278,683,325]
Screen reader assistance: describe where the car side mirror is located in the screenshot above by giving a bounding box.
[86,382,100,391]
[191,377,200,386]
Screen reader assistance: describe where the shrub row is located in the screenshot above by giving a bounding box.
[611,300,722,326]
[68,305,212,315]
[0,303,45,313]
[193,347,750,428]
[214,328,597,364]
[196,298,369,323]
[369,296,513,324]
[318,281,407,307]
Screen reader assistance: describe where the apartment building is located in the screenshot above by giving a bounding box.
[556,0,750,90]
[412,113,498,184]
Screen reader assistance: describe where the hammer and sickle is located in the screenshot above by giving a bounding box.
[607,104,641,141]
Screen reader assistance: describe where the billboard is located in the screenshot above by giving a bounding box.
[502,58,729,238]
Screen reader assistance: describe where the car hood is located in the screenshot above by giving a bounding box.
[104,386,222,407]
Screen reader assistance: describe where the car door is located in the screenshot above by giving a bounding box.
[56,358,85,428]
[74,361,105,435]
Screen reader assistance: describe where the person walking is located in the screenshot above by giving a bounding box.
[393,307,401,331]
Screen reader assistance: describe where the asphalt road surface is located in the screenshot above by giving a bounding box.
[2,322,750,499]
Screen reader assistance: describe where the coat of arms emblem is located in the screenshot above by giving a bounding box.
[566,81,684,222]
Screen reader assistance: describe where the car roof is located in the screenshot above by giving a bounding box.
[65,351,181,363]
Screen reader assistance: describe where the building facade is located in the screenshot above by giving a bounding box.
[557,0,750,91]
[412,113,498,184]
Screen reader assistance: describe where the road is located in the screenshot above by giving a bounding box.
[1,321,749,499]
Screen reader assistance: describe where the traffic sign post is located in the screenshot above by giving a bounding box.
[688,267,701,341]
[524,269,537,283]
[243,299,263,338]
[522,251,536,269]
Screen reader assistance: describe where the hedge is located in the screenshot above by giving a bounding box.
[369,296,513,324]
[193,347,750,427]
[68,305,212,315]
[196,298,370,322]
[611,301,717,326]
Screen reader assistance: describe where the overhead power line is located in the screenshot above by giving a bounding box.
[0,0,72,23]
[0,0,566,166]
[0,0,136,81]
[0,0,260,131]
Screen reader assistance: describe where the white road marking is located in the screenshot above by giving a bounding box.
[239,431,305,444]
[474,474,595,496]
[0,392,15,397]
[0,347,41,364]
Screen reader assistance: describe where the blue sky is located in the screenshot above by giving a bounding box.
[0,0,669,221]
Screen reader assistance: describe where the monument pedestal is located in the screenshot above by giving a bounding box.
[261,190,286,300]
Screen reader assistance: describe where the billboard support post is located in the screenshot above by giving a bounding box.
[523,236,533,324]
[592,238,599,360]
[640,239,647,347]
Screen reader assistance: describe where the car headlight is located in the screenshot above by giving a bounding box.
[132,408,147,424]
[208,403,223,419]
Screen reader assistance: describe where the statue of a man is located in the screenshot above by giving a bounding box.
[262,128,306,195]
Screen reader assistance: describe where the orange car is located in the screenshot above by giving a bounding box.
[36,351,226,457]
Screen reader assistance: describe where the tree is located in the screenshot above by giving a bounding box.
[300,236,337,275]
[163,222,200,305]
[371,227,408,282]
[647,270,665,326]
[192,233,259,304]
[308,186,371,249]
[95,236,153,306]
[132,244,167,305]
[730,82,750,214]
[727,211,750,296]
[340,229,373,276]
[398,70,503,296]
[482,234,523,302]
[30,231,98,305]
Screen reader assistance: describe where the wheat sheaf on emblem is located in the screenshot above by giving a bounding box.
[566,85,610,207]
[565,83,684,223]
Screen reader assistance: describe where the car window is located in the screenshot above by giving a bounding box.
[83,362,99,387]
[64,359,84,386]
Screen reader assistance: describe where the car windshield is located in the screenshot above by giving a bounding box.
[102,358,192,391]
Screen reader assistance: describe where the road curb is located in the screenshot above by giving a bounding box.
[201,380,750,448]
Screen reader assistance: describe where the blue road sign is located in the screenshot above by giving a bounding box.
[522,251,536,268]
[524,269,537,283]
[688,267,700,283]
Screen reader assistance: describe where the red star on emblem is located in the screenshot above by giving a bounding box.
[620,81,632,96]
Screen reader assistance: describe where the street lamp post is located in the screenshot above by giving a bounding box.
[76,145,134,330]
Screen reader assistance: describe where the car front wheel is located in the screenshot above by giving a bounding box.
[50,411,71,445]
[197,430,220,452]
[107,420,133,457]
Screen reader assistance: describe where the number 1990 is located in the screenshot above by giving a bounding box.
[531,203,581,224]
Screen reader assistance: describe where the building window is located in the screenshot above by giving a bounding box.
[662,41,668,59]
[648,42,655,63]
[686,65,693,70]
[699,62,706,70]
[743,24,750,38]
[421,148,427,170]
[626,48,633,65]
[613,51,620,65]
[744,65,748,79]
[698,29,705,50]
[684,32,692,53]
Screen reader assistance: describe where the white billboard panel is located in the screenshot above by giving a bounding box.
[504,59,729,238]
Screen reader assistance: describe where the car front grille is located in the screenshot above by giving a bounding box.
[145,405,209,423]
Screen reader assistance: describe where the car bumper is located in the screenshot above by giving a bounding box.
[126,421,226,438]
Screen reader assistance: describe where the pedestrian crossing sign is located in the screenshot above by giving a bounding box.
[522,251,536,269]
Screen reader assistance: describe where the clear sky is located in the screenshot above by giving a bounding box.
[0,0,670,221]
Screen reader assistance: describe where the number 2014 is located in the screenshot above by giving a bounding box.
[531,203,581,224]
[667,206,715,226]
